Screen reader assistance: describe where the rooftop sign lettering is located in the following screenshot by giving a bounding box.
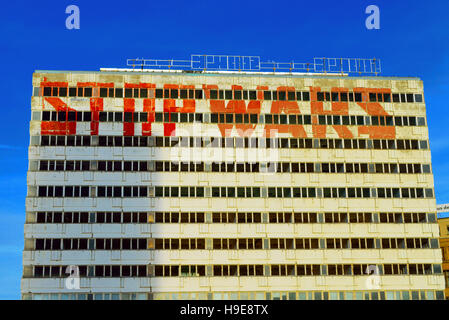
[126,55,381,76]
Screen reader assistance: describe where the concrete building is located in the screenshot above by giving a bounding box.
[22,66,445,300]
[437,209,449,299]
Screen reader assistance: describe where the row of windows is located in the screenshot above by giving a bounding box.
[27,292,147,300]
[152,263,441,277]
[35,185,435,199]
[40,86,424,103]
[34,265,148,278]
[36,160,432,175]
[26,289,445,301]
[34,211,437,224]
[33,237,439,251]
[157,237,438,250]
[39,110,426,127]
[153,290,442,301]
[41,87,205,99]
[36,135,429,151]
[31,263,442,278]
[211,211,435,224]
[35,238,149,250]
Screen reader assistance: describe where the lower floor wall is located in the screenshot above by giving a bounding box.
[23,289,445,300]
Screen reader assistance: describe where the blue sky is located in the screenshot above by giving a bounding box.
[0,0,448,299]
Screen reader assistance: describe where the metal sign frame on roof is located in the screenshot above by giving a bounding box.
[126,54,381,76]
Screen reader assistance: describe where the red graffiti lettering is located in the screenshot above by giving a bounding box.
[41,97,77,135]
[264,87,307,138]
[37,80,397,140]
[89,98,103,135]
[163,84,196,136]
[204,85,261,137]
[309,87,353,138]
[354,87,395,139]
[123,99,135,136]
[142,98,155,136]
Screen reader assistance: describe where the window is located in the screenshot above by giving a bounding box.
[195,89,203,99]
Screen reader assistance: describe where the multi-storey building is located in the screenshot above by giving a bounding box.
[437,214,449,298]
[22,64,445,300]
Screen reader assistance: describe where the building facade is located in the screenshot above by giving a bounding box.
[22,69,444,300]
[437,215,449,298]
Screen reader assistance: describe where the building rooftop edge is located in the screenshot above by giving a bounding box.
[33,69,422,81]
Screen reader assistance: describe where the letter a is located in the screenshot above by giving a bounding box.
[65,5,80,29]
[365,5,380,30]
